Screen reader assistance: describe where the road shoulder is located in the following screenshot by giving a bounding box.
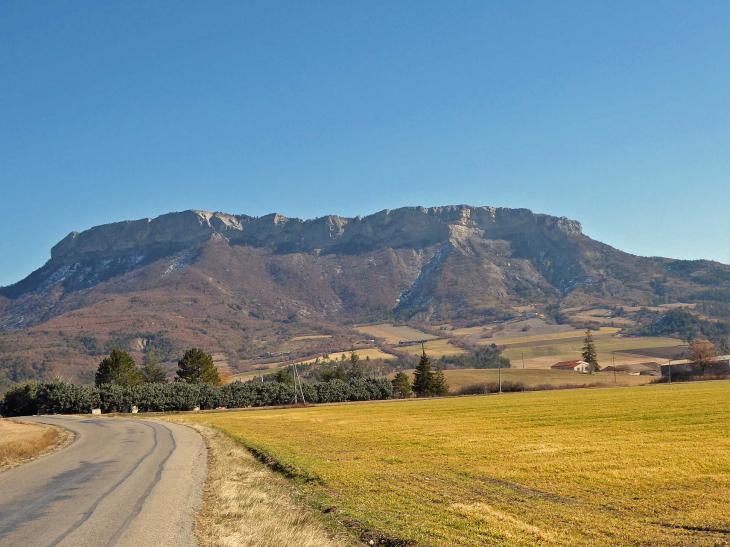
[173,420,357,547]
[0,418,74,472]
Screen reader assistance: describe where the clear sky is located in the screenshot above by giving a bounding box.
[1,1,729,287]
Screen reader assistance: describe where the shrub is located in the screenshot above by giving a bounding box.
[0,382,41,417]
[455,381,526,396]
[0,376,394,416]
[316,379,351,403]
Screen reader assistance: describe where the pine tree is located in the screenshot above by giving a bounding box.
[412,345,433,397]
[176,348,221,385]
[141,352,167,384]
[274,368,294,385]
[347,347,364,379]
[431,363,449,396]
[95,348,144,387]
[391,371,412,398]
[582,330,599,373]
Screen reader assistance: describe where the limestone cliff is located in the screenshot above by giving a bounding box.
[50,205,582,261]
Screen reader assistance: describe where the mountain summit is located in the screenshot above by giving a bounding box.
[1,205,728,386]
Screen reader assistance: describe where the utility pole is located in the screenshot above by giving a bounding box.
[293,366,298,405]
[522,352,525,370]
[612,351,616,384]
[498,356,502,394]
[668,359,672,384]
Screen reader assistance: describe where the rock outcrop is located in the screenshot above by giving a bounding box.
[50,205,582,261]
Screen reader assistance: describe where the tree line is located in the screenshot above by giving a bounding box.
[95,347,221,386]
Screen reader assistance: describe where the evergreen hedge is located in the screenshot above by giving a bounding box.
[0,377,394,417]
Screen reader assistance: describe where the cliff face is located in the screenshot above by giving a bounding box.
[2,203,729,390]
[49,205,582,261]
[0,204,594,332]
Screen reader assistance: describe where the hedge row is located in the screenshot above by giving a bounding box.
[0,377,394,417]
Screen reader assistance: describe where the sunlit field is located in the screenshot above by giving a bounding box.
[390,367,652,391]
[183,382,730,546]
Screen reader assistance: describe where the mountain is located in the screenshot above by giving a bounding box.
[1,205,729,388]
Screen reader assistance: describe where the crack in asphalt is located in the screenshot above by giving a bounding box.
[105,423,177,546]
[48,422,160,547]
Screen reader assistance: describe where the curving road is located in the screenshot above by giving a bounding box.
[0,416,206,547]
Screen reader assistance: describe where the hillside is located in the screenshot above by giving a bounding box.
[1,205,729,388]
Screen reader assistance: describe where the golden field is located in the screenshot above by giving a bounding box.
[183,382,730,546]
[491,327,620,346]
[397,338,465,357]
[390,367,652,391]
[501,336,685,369]
[355,323,436,344]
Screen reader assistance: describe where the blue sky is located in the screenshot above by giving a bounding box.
[1,1,729,287]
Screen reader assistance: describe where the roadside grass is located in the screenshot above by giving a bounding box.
[389,368,652,391]
[174,421,355,547]
[0,419,69,471]
[182,382,730,546]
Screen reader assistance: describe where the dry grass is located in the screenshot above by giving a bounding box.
[177,421,355,547]
[183,382,730,546]
[501,336,685,368]
[487,327,621,347]
[397,338,465,357]
[389,368,652,391]
[290,335,333,341]
[355,323,436,344]
[566,309,636,327]
[299,347,395,364]
[0,419,69,471]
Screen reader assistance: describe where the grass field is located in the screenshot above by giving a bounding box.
[355,323,437,344]
[502,336,685,369]
[0,419,63,470]
[290,335,333,342]
[449,319,577,340]
[230,347,397,382]
[299,347,396,364]
[390,368,652,391]
[397,338,465,358]
[184,382,730,546]
[488,327,621,347]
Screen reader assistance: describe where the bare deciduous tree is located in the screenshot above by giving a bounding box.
[688,339,717,375]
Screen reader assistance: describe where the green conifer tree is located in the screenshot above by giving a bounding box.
[582,330,599,373]
[347,347,364,379]
[431,363,450,396]
[95,348,144,387]
[412,345,433,397]
[176,348,221,385]
[391,371,412,398]
[141,352,167,384]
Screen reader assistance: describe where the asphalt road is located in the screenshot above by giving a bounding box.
[0,416,206,547]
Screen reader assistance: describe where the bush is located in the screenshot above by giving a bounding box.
[316,379,351,403]
[0,382,41,417]
[36,381,99,415]
[0,376,394,416]
[455,381,526,396]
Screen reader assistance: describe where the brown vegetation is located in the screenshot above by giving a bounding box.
[0,419,69,470]
[689,338,718,373]
[177,421,354,547]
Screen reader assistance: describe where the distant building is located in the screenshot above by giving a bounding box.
[551,360,591,373]
[661,356,730,377]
